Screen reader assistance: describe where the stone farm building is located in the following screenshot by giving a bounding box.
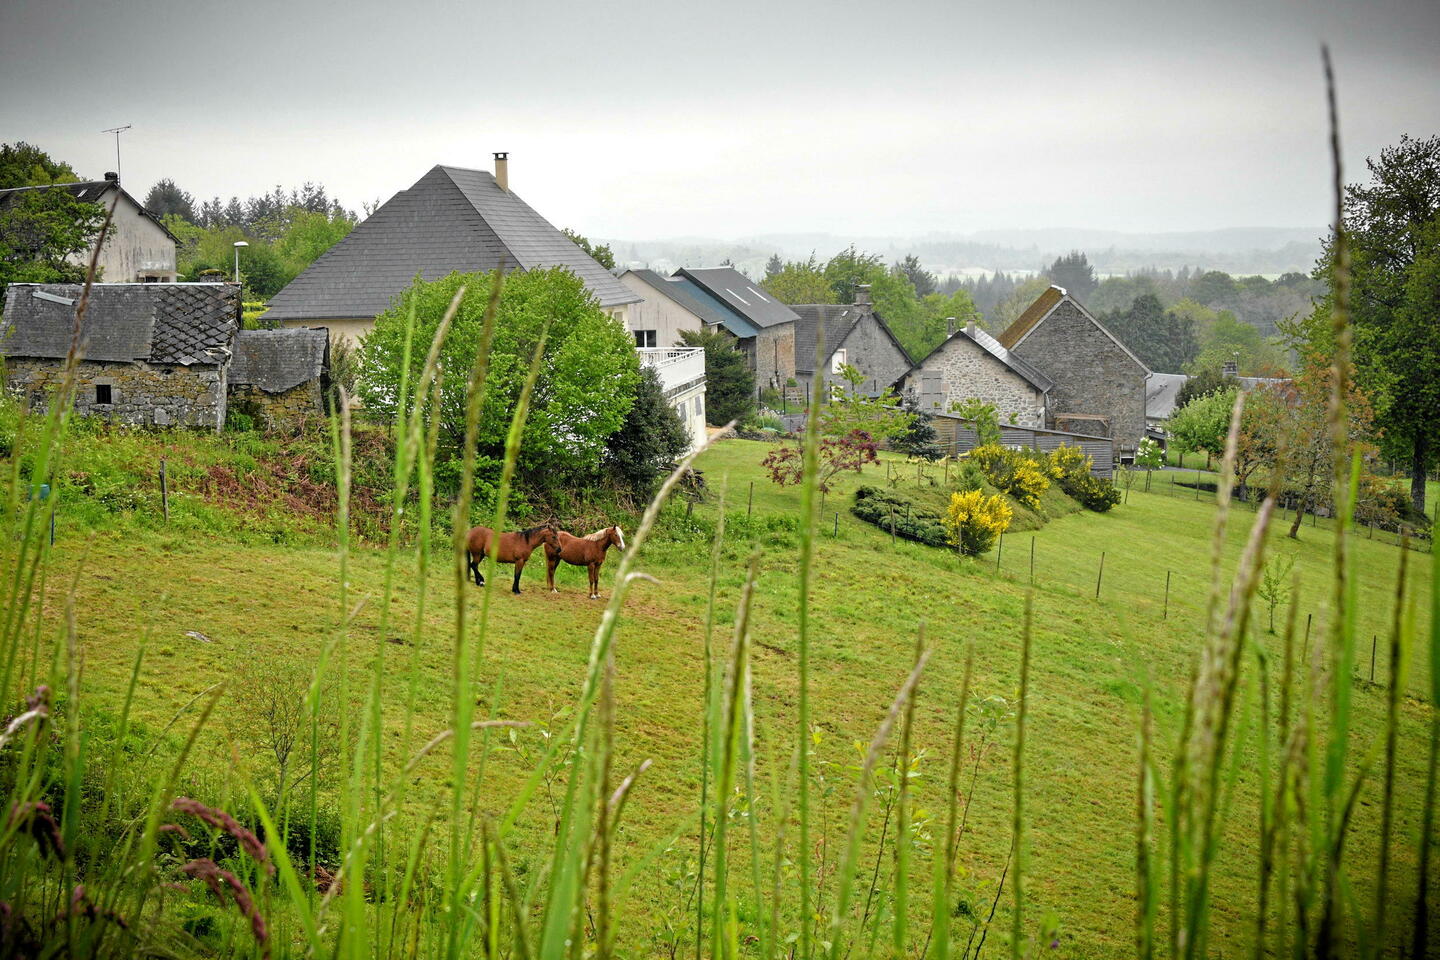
[0,174,178,282]
[0,283,239,429]
[228,328,330,431]
[996,286,1151,455]
[894,318,1053,429]
[791,285,912,397]
[262,154,640,343]
[1,283,329,432]
[676,266,798,389]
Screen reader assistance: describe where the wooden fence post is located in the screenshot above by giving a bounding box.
[1029,536,1035,585]
[1095,551,1105,599]
[160,457,170,523]
[995,531,1004,573]
[1194,471,1201,501]
[747,480,754,517]
[1163,570,1171,620]
[889,504,896,546]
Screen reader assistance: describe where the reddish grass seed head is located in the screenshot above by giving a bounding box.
[170,798,272,874]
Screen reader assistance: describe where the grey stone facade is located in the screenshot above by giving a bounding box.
[751,324,795,388]
[1007,299,1148,450]
[6,357,228,430]
[825,313,910,396]
[898,333,1047,428]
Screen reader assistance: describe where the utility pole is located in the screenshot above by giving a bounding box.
[102,124,132,181]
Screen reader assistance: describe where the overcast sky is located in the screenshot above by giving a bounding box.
[2,0,1436,241]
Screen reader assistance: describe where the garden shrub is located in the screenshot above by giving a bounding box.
[968,443,1050,509]
[1061,472,1122,512]
[941,489,1013,555]
[851,485,947,547]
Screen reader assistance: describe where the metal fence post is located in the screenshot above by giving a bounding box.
[1029,535,1035,585]
[747,480,754,517]
[995,531,1004,573]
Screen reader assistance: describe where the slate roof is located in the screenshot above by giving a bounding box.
[0,181,179,242]
[230,328,329,393]
[677,267,798,331]
[0,283,238,366]
[620,268,756,335]
[1146,372,1187,420]
[900,323,1054,394]
[263,165,639,322]
[791,303,913,374]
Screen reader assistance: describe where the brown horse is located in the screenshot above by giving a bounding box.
[544,526,626,599]
[465,523,559,594]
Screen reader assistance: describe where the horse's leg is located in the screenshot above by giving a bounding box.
[589,563,599,599]
[473,549,486,587]
[512,557,524,594]
[546,553,559,592]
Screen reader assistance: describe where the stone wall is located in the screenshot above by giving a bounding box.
[1010,299,1147,449]
[902,334,1046,428]
[823,314,913,396]
[228,380,324,432]
[5,357,226,430]
[753,324,795,388]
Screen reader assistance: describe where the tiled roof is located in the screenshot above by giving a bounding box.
[996,285,1064,349]
[0,283,238,366]
[263,165,638,322]
[230,328,329,392]
[1146,372,1187,420]
[677,267,798,330]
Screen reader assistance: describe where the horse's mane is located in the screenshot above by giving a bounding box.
[518,525,551,538]
[582,527,614,541]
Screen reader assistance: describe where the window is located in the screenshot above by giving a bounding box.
[675,400,686,419]
[831,348,847,374]
[95,383,112,404]
[634,330,657,348]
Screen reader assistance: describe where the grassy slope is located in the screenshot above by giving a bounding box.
[26,438,1437,956]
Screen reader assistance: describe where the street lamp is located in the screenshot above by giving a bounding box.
[233,240,249,287]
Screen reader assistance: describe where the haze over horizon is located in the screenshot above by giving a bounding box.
[3,0,1436,243]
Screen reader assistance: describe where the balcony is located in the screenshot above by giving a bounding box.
[637,347,705,396]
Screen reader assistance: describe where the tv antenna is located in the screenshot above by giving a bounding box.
[101,124,132,181]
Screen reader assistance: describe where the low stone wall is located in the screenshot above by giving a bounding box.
[4,357,226,430]
[228,380,324,432]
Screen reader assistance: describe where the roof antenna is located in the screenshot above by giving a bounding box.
[101,124,132,182]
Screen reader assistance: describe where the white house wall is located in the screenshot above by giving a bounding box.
[66,191,177,282]
[618,272,702,347]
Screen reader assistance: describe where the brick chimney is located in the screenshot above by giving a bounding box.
[967,318,976,338]
[946,316,956,335]
[493,152,509,191]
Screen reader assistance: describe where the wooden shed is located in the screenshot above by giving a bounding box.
[930,412,1115,478]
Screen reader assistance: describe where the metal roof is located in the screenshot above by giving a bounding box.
[230,328,329,392]
[0,283,238,366]
[621,269,754,334]
[263,165,639,322]
[677,267,798,331]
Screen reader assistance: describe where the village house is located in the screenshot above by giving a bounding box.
[262,154,640,343]
[616,268,714,347]
[227,328,330,431]
[791,285,912,397]
[0,282,239,430]
[0,173,178,282]
[997,285,1150,455]
[893,317,1052,429]
[675,266,797,389]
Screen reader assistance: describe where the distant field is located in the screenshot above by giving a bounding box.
[22,436,1435,957]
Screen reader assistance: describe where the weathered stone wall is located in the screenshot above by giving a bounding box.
[1010,300,1147,449]
[753,324,795,388]
[822,314,913,396]
[4,358,225,430]
[901,335,1046,428]
[228,380,324,432]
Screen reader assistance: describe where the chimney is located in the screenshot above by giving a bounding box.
[854,283,872,308]
[946,316,957,336]
[493,152,509,191]
[966,318,976,339]
[103,171,119,183]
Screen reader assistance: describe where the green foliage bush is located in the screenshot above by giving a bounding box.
[969,443,1050,509]
[1060,472,1122,512]
[850,485,948,547]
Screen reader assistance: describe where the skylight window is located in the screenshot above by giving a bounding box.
[724,287,750,305]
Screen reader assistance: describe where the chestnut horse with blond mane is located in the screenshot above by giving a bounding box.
[544,525,626,599]
[465,523,559,594]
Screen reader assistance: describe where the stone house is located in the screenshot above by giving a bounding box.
[0,283,239,430]
[227,328,330,431]
[893,319,1052,428]
[997,286,1150,454]
[0,174,178,282]
[792,286,912,397]
[676,266,797,389]
[263,154,640,344]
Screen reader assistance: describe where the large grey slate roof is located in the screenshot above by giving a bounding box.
[677,267,798,330]
[1146,372,1187,420]
[0,283,238,366]
[263,165,639,322]
[621,269,757,335]
[231,328,329,393]
[793,303,913,375]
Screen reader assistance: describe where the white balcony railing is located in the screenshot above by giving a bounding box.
[637,347,705,394]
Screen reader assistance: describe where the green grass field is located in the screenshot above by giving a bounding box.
[17,435,1435,957]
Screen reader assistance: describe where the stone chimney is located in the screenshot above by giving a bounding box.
[493,152,509,191]
[854,283,872,309]
[967,318,976,338]
[946,316,957,335]
[103,171,119,183]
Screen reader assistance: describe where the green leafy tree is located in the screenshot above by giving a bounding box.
[764,253,783,278]
[676,327,754,426]
[896,254,937,297]
[1175,365,1232,408]
[604,366,690,499]
[987,275,1052,332]
[560,228,616,270]
[1187,270,1239,307]
[1190,310,1285,375]
[1165,388,1237,460]
[1103,292,1199,371]
[0,142,105,299]
[277,209,355,272]
[358,268,639,485]
[762,255,834,304]
[1046,251,1097,301]
[823,246,885,304]
[1308,133,1440,514]
[142,179,196,223]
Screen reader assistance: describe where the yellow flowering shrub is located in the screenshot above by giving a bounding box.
[941,489,1013,556]
[1009,462,1050,509]
[1047,444,1092,482]
[968,443,1049,509]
